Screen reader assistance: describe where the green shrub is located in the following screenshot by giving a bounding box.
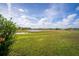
[0,14,16,55]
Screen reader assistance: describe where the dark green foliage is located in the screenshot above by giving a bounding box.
[0,14,16,56]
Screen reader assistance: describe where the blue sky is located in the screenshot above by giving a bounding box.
[0,3,79,28]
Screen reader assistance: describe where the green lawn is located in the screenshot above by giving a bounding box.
[8,30,79,56]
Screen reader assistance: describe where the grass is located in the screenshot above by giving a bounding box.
[8,30,79,56]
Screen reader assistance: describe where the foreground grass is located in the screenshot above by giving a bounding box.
[8,30,79,56]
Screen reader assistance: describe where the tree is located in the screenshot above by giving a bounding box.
[0,14,16,55]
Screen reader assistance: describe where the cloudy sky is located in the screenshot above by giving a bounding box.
[0,3,79,28]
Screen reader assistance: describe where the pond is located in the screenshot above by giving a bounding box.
[16,30,42,34]
[28,29,42,32]
[16,32,28,34]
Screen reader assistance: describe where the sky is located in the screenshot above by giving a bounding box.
[0,3,79,28]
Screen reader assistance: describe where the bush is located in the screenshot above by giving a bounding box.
[0,14,16,55]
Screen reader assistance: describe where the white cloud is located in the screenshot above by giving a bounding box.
[12,14,39,28]
[44,4,65,19]
[38,18,50,24]
[53,14,77,28]
[13,15,31,28]
[74,19,79,24]
[18,8,25,12]
[13,13,78,28]
[34,14,77,28]
[62,14,77,25]
[44,8,60,19]
[41,14,77,28]
[21,15,26,18]
[76,6,79,10]
[67,14,77,20]
[36,18,52,28]
[72,19,79,28]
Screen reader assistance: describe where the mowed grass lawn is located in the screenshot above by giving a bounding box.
[8,30,79,56]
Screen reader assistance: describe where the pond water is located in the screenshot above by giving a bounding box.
[16,30,42,34]
[28,30,42,32]
[16,32,28,34]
